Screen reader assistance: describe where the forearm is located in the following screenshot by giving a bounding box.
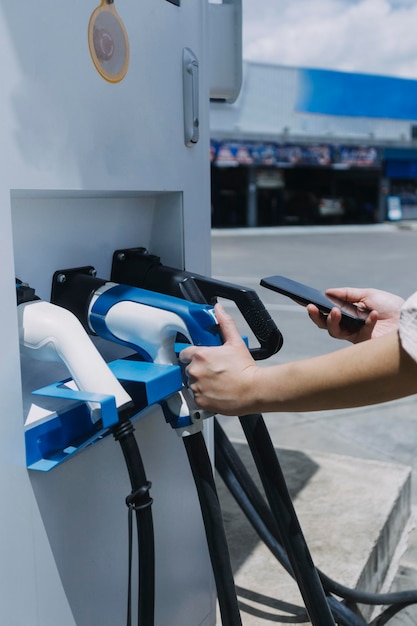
[249,331,417,414]
[180,303,417,416]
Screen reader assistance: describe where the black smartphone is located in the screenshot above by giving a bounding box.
[260,275,370,332]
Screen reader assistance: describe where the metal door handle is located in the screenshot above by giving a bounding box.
[183,48,199,147]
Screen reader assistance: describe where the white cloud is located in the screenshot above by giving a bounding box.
[242,0,417,79]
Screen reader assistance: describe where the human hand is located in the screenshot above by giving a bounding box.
[307,287,404,343]
[179,303,259,415]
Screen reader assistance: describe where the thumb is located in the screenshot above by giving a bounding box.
[214,303,243,345]
[326,287,362,304]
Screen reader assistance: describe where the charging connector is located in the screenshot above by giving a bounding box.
[18,299,132,419]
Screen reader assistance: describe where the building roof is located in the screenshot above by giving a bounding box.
[210,61,417,146]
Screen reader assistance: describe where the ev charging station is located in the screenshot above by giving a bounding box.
[0,1,242,625]
[4,4,412,625]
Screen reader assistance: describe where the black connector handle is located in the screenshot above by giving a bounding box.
[50,266,107,333]
[111,248,283,361]
[182,275,283,360]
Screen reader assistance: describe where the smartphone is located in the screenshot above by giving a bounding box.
[260,275,370,332]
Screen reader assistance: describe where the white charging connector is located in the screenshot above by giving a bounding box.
[18,300,132,419]
[102,299,190,365]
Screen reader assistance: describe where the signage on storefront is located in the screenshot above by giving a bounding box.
[211,140,381,168]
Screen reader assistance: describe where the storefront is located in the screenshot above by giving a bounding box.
[384,148,417,221]
[211,140,382,227]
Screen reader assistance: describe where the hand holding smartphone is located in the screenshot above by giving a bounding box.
[260,275,370,333]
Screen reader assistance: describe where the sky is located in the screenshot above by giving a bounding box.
[242,0,417,80]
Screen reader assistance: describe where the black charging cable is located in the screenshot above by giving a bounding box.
[183,431,242,626]
[237,412,337,626]
[112,415,155,626]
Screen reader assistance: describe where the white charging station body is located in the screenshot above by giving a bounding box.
[0,1,241,624]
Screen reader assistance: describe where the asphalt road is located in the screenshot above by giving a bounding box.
[211,223,417,361]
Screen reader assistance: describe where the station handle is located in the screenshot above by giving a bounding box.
[183,48,199,146]
[182,275,283,360]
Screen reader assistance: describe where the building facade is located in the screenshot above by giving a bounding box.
[210,62,417,227]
